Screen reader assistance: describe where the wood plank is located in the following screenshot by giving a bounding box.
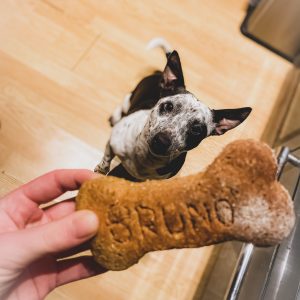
[0,0,97,69]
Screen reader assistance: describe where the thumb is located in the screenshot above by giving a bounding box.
[10,210,99,265]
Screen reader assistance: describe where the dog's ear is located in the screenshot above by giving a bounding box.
[211,107,252,135]
[160,51,185,96]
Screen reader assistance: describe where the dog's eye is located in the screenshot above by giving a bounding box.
[190,122,205,135]
[160,102,173,114]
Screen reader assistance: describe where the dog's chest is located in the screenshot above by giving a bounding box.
[110,110,149,160]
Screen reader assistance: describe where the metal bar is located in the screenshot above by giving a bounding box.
[288,153,300,167]
[225,243,254,300]
[277,147,290,177]
[224,146,292,300]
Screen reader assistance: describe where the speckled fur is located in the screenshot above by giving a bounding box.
[145,93,214,155]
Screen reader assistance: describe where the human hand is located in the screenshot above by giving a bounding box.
[0,169,105,300]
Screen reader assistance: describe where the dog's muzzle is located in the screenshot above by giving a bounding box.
[150,132,172,156]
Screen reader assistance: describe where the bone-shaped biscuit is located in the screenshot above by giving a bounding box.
[76,140,295,271]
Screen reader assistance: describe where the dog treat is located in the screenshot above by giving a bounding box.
[76,139,295,271]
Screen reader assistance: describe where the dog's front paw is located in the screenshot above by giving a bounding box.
[94,161,110,175]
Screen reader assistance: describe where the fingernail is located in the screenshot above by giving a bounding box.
[73,210,99,239]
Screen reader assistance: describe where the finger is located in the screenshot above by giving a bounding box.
[56,256,106,287]
[44,199,76,221]
[27,199,76,225]
[9,210,99,265]
[6,169,100,205]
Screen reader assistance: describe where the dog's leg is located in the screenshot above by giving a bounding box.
[109,93,132,126]
[94,141,115,174]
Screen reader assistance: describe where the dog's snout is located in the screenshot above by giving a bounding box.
[155,133,171,148]
[150,132,172,156]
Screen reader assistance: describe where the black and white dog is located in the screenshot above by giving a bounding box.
[94,38,252,181]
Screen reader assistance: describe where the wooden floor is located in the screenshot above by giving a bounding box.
[0,1,290,299]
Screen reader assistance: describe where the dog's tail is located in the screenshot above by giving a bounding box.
[146,37,173,58]
[109,38,172,127]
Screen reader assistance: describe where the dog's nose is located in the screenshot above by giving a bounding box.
[150,132,172,156]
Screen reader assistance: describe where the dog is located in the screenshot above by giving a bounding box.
[94,38,252,181]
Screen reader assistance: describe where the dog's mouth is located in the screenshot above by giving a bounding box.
[149,144,183,161]
[148,143,170,157]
